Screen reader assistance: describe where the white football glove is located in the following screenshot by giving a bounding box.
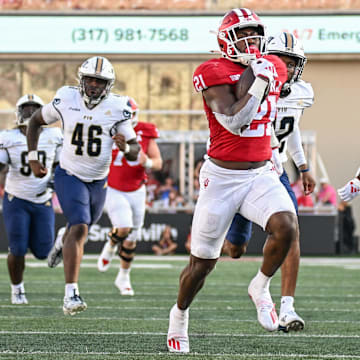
[271,147,283,177]
[337,177,360,202]
[250,58,275,84]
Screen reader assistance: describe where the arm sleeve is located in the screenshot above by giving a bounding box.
[287,124,307,168]
[115,120,137,141]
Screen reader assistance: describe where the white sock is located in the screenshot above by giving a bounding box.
[168,304,189,337]
[65,283,79,298]
[55,233,64,250]
[11,282,24,293]
[280,296,294,313]
[119,268,131,277]
[253,270,271,290]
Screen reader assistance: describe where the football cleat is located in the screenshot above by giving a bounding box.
[248,278,279,332]
[167,304,189,353]
[279,309,305,332]
[114,272,134,296]
[11,290,28,305]
[47,244,63,268]
[63,294,87,316]
[97,241,118,272]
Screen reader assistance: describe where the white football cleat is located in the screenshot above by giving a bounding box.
[248,278,279,332]
[63,294,87,316]
[167,304,189,353]
[11,289,28,305]
[279,309,305,332]
[114,272,134,296]
[97,241,118,272]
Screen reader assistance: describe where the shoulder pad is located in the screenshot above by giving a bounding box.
[136,122,159,138]
[193,58,235,91]
[0,129,17,148]
[53,86,79,106]
[285,80,314,109]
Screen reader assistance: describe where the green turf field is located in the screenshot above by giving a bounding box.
[1,255,360,360]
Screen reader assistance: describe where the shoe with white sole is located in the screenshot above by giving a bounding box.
[11,290,28,305]
[279,309,305,332]
[248,277,279,332]
[63,294,87,316]
[97,241,118,272]
[167,304,189,353]
[114,272,134,296]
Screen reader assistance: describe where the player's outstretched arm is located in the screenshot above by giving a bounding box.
[26,108,48,178]
[138,138,163,171]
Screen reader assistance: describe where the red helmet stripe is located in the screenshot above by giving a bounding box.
[239,8,251,18]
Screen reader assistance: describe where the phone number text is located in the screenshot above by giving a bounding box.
[72,28,189,43]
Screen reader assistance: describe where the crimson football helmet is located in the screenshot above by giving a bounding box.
[217,8,266,65]
[127,97,139,127]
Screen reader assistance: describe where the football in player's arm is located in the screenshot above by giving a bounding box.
[26,56,140,316]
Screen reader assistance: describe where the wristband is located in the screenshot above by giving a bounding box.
[144,157,153,169]
[299,168,310,173]
[28,150,38,161]
[248,77,269,101]
[124,143,130,154]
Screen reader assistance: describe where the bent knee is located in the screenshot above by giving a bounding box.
[267,212,298,240]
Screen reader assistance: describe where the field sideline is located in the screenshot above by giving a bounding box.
[1,255,360,360]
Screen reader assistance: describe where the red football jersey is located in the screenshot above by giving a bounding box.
[193,56,287,162]
[108,122,159,192]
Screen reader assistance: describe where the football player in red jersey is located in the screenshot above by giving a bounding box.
[167,8,298,353]
[97,98,163,296]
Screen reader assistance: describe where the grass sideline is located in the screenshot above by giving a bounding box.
[1,255,360,359]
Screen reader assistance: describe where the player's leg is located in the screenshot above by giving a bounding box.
[241,166,297,332]
[278,171,304,332]
[168,160,237,353]
[3,194,30,305]
[114,185,146,296]
[47,226,67,268]
[98,187,131,272]
[222,213,252,258]
[54,167,94,315]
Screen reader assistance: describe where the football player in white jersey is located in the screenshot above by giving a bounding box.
[26,56,140,315]
[0,94,63,305]
[338,167,360,202]
[223,32,316,332]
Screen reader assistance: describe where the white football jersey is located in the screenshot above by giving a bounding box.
[0,127,63,203]
[273,80,314,165]
[41,86,136,182]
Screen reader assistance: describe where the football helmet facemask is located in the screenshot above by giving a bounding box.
[15,94,44,126]
[267,32,307,91]
[78,56,115,106]
[217,8,266,65]
[127,97,139,127]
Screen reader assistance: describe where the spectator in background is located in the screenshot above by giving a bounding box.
[146,171,161,207]
[152,225,178,255]
[157,176,178,203]
[338,200,356,253]
[316,178,337,206]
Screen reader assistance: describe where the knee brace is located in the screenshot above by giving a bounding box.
[119,244,136,263]
[108,227,130,245]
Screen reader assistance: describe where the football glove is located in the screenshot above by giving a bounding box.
[250,58,275,84]
[337,177,360,202]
